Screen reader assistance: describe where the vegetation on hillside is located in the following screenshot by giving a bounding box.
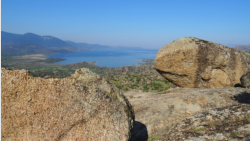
[24,61,173,92]
[107,70,172,92]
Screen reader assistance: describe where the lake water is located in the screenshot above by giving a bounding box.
[48,49,159,67]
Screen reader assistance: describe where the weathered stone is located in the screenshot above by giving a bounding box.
[241,72,250,88]
[165,104,250,141]
[154,37,250,88]
[1,68,134,141]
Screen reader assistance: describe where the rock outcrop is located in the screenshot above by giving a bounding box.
[154,37,250,88]
[124,87,250,140]
[1,68,134,141]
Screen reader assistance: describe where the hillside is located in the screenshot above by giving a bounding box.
[1,43,72,56]
[1,31,77,50]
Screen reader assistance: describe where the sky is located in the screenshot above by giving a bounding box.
[1,0,250,49]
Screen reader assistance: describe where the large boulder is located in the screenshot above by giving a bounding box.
[154,37,250,88]
[1,68,134,141]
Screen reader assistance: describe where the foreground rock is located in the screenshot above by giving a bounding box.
[154,37,250,88]
[124,87,250,141]
[1,68,134,141]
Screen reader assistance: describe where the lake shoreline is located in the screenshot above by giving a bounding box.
[47,48,158,67]
[1,48,158,68]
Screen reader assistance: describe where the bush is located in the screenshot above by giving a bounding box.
[116,85,121,89]
[123,87,129,91]
[136,77,141,83]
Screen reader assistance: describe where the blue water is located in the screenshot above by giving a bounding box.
[48,48,158,67]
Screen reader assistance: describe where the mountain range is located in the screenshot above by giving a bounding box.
[1,31,249,56]
[233,44,250,52]
[1,31,111,56]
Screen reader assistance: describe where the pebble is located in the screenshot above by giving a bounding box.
[234,112,242,115]
[206,115,213,120]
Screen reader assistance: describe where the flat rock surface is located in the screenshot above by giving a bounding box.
[124,87,250,141]
[1,68,134,141]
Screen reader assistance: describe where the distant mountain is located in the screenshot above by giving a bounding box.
[66,41,111,50]
[1,31,113,56]
[2,43,71,56]
[112,46,144,50]
[233,44,250,52]
[1,31,78,51]
[66,42,144,50]
[225,44,244,47]
[1,31,144,56]
[1,31,21,44]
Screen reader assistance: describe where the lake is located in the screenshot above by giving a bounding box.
[48,48,159,67]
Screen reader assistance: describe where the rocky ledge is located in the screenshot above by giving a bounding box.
[124,87,250,141]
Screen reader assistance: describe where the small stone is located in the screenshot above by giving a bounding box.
[209,110,217,116]
[228,139,238,141]
[220,116,225,120]
[187,116,195,119]
[214,133,226,140]
[234,112,241,115]
[206,115,213,120]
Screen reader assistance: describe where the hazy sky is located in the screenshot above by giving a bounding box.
[2,0,250,48]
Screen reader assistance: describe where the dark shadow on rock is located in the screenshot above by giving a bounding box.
[233,91,250,104]
[234,83,243,87]
[130,121,148,141]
